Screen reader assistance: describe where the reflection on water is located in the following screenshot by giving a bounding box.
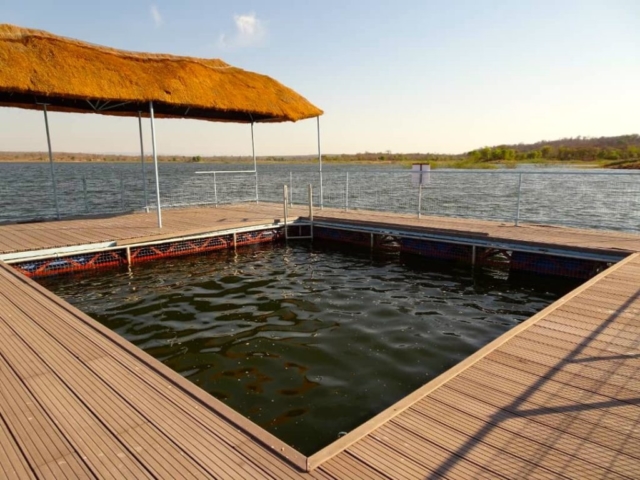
[40,242,568,454]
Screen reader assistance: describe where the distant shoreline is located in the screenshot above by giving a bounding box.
[1,152,637,169]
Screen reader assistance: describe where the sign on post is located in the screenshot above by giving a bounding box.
[412,163,431,186]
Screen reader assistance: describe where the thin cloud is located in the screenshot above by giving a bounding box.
[218,12,266,49]
[150,5,163,28]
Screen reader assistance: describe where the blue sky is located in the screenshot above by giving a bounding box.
[0,1,638,156]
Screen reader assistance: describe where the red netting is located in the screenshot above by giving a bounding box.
[13,229,285,278]
[13,250,127,278]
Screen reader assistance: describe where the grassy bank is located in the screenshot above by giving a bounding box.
[0,151,633,169]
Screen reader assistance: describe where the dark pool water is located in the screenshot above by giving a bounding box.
[39,242,569,454]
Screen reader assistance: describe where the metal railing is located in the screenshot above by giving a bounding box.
[2,166,639,233]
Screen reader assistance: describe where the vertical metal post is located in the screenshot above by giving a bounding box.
[418,183,423,219]
[251,122,259,204]
[82,175,89,213]
[472,245,477,266]
[42,104,60,220]
[233,232,237,251]
[515,173,523,226]
[308,183,314,238]
[345,172,349,211]
[138,111,149,212]
[289,171,293,206]
[213,172,218,207]
[149,101,162,228]
[126,246,132,265]
[283,185,289,240]
[317,116,323,210]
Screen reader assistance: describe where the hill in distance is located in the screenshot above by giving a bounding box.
[1,134,638,169]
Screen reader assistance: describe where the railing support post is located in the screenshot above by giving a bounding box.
[515,173,523,226]
[418,183,423,219]
[283,185,289,241]
[138,111,149,212]
[308,183,314,238]
[251,122,259,204]
[149,101,162,228]
[42,104,61,220]
[213,172,218,207]
[317,116,323,210]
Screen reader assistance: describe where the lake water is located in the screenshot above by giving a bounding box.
[1,161,640,231]
[40,241,569,454]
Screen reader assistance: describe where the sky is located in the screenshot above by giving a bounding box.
[0,0,638,156]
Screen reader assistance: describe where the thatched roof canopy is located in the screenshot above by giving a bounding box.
[0,24,323,123]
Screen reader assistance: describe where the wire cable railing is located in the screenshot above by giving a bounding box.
[1,166,639,233]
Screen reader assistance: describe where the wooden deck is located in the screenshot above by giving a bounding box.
[0,204,308,255]
[2,204,639,257]
[1,205,640,479]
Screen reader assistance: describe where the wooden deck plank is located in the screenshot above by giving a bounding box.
[473,357,640,417]
[434,380,640,464]
[389,413,560,480]
[456,365,639,435]
[414,384,638,478]
[369,423,500,480]
[420,393,635,478]
[0,417,35,480]
[319,454,392,480]
[443,375,640,453]
[0,285,266,480]
[0,357,94,478]
[486,350,640,403]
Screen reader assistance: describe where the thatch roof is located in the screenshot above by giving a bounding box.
[0,24,323,123]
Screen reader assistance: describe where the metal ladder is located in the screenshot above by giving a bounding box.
[283,184,313,240]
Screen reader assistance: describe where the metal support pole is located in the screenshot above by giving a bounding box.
[345,172,349,211]
[515,173,523,226]
[289,171,293,206]
[418,183,423,219]
[251,122,259,204]
[283,185,289,240]
[126,246,132,265]
[308,184,314,238]
[317,116,323,210]
[472,245,477,266]
[233,232,237,251]
[138,111,149,212]
[82,175,89,213]
[42,104,60,220]
[213,172,218,207]
[149,101,162,228]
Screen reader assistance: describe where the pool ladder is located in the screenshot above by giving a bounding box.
[283,184,313,241]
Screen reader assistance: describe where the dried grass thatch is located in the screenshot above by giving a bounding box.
[0,24,322,122]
